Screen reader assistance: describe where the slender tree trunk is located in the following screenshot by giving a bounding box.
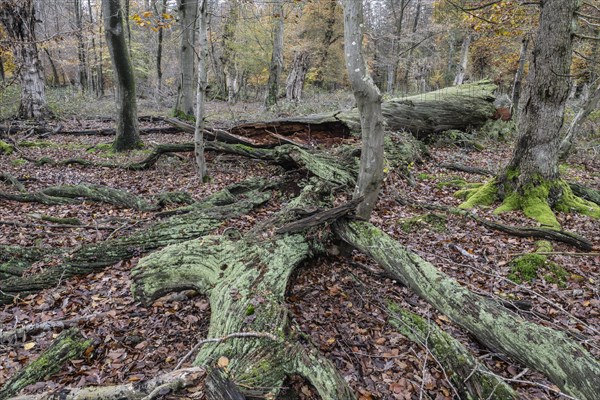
[154,0,168,97]
[87,0,101,96]
[402,0,421,93]
[221,0,239,103]
[42,48,60,86]
[342,0,385,219]
[388,0,408,93]
[0,55,4,82]
[265,0,284,109]
[175,0,198,117]
[194,0,209,179]
[285,51,309,101]
[102,0,141,151]
[559,79,600,158]
[0,0,51,119]
[454,32,471,86]
[313,0,338,88]
[97,1,105,96]
[510,36,529,118]
[74,0,88,92]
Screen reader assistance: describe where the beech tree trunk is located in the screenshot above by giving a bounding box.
[194,0,209,179]
[285,51,309,101]
[74,0,88,92]
[342,0,385,219]
[0,0,51,120]
[154,0,168,97]
[176,0,198,117]
[503,0,577,188]
[265,0,284,109]
[402,0,421,93]
[103,0,141,152]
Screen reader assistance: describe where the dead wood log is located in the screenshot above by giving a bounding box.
[0,173,26,191]
[228,81,497,144]
[276,196,363,234]
[9,367,206,400]
[0,179,274,304]
[0,313,107,343]
[0,328,91,400]
[396,196,593,251]
[0,184,192,211]
[131,185,356,400]
[334,219,600,400]
[387,304,518,400]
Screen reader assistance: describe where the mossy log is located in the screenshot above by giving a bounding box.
[132,230,354,399]
[387,304,517,400]
[396,196,593,251]
[0,328,91,400]
[334,219,600,400]
[0,184,192,211]
[0,173,26,191]
[0,179,273,304]
[228,81,497,144]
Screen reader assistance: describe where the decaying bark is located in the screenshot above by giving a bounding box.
[194,0,209,179]
[231,80,497,142]
[0,328,90,400]
[0,179,273,304]
[175,0,198,116]
[0,184,169,210]
[388,305,518,400]
[335,219,600,400]
[285,51,310,101]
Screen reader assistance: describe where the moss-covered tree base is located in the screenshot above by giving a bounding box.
[458,178,600,228]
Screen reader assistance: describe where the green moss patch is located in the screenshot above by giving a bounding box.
[508,249,568,286]
[18,140,54,148]
[399,213,447,233]
[0,140,14,155]
[457,179,497,208]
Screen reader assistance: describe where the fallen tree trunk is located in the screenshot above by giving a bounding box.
[228,81,497,145]
[0,328,91,400]
[0,184,192,211]
[131,184,356,400]
[387,304,518,400]
[334,219,600,400]
[0,179,273,304]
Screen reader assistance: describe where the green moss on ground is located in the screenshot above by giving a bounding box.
[18,140,54,148]
[399,213,447,233]
[0,140,14,155]
[458,179,497,208]
[508,241,568,286]
[11,158,26,166]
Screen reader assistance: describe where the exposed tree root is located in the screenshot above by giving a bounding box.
[0,184,192,211]
[396,196,593,251]
[387,304,518,400]
[0,179,274,304]
[131,211,355,399]
[334,219,600,400]
[0,328,91,400]
[0,173,26,191]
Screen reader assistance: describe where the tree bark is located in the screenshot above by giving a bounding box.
[402,0,421,93]
[342,0,385,219]
[285,51,310,102]
[102,0,141,151]
[504,0,577,186]
[264,0,284,109]
[335,219,600,400]
[175,0,198,117]
[154,0,168,97]
[74,0,88,92]
[510,36,529,119]
[0,0,51,120]
[194,0,209,179]
[454,32,471,86]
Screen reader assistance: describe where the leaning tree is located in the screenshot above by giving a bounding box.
[0,0,51,120]
[102,0,141,152]
[460,0,600,227]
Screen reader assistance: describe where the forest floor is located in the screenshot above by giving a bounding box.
[0,104,599,399]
